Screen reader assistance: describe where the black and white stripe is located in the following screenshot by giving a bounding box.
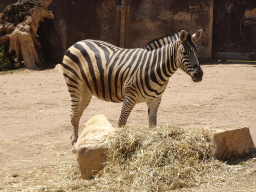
[61,29,203,147]
[143,31,181,51]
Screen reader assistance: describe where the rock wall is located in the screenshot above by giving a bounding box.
[126,0,213,59]
[1,0,214,63]
[48,0,214,63]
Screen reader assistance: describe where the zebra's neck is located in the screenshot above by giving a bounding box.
[146,42,179,84]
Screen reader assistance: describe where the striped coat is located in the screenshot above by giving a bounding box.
[61,29,203,147]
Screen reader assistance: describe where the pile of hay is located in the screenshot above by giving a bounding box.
[2,125,255,191]
[96,125,212,191]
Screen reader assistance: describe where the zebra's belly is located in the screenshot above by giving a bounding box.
[81,69,127,102]
[87,82,125,103]
[94,93,159,104]
[94,93,125,103]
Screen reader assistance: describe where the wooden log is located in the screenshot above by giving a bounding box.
[0,0,54,69]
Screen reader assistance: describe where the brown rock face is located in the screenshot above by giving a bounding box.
[205,127,255,160]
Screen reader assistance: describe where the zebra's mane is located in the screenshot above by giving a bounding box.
[147,31,180,45]
[143,31,197,51]
[143,31,181,50]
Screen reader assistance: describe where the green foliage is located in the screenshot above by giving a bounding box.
[0,44,11,70]
[0,44,48,70]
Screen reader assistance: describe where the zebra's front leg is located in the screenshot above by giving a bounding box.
[118,96,136,127]
[147,98,162,127]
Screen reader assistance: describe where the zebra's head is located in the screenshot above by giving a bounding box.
[176,29,203,82]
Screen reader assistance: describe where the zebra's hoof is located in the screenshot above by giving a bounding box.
[72,147,77,154]
[72,143,77,154]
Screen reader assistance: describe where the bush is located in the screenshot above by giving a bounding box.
[0,44,11,70]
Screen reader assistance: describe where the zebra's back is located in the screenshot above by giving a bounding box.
[62,40,149,102]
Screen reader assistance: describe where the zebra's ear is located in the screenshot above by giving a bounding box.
[179,30,187,43]
[192,29,202,42]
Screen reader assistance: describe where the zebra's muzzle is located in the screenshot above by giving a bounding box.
[191,66,203,82]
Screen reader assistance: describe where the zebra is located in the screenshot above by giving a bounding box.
[61,29,203,149]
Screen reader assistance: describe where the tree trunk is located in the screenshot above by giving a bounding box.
[0,0,54,69]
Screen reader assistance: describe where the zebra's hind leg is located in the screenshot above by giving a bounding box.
[70,90,92,152]
[147,98,162,127]
[118,96,136,127]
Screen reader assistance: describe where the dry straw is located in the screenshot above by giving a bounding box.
[2,124,255,191]
[94,125,213,191]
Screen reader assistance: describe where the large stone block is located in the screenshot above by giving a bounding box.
[75,114,116,179]
[205,127,255,160]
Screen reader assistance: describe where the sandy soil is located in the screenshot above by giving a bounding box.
[0,64,255,190]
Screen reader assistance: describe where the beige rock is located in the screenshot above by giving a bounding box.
[54,64,63,72]
[204,127,255,160]
[75,114,116,179]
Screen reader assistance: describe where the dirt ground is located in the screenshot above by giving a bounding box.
[0,63,256,190]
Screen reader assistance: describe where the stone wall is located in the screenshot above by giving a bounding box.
[49,0,214,62]
[126,0,213,59]
[1,0,214,63]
